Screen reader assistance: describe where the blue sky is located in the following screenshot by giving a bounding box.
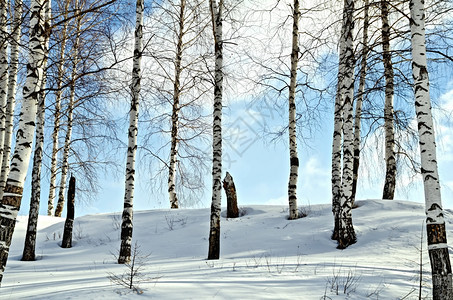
[14,0,453,219]
[17,76,453,219]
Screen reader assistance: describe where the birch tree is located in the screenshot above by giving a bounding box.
[143,0,211,209]
[331,1,348,242]
[45,0,124,208]
[118,0,143,264]
[0,0,9,172]
[409,0,453,297]
[22,0,52,261]
[207,0,223,260]
[0,0,48,284]
[380,0,396,200]
[48,0,71,216]
[55,0,83,217]
[0,0,23,198]
[351,0,369,204]
[332,0,356,249]
[287,0,300,220]
[166,0,188,209]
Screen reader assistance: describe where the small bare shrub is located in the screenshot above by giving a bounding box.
[108,242,159,294]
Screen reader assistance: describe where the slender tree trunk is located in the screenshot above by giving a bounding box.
[331,0,349,241]
[61,176,75,248]
[0,0,9,173]
[21,96,45,261]
[381,0,396,200]
[409,0,453,298]
[208,0,223,260]
[168,0,186,210]
[0,0,23,199]
[55,2,81,217]
[287,0,300,220]
[48,0,70,216]
[223,172,238,218]
[331,86,343,240]
[351,0,369,205]
[55,94,74,217]
[22,0,52,261]
[336,0,356,249]
[118,0,143,264]
[0,0,48,284]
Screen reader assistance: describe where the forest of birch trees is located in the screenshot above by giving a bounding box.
[0,0,452,297]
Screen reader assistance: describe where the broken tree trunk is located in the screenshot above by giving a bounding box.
[61,176,75,248]
[223,172,238,218]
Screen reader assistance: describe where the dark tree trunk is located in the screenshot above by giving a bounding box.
[61,176,75,248]
[223,172,238,218]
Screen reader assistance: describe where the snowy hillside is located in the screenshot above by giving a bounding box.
[1,199,449,299]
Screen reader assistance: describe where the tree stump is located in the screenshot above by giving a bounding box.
[61,176,76,248]
[223,172,239,218]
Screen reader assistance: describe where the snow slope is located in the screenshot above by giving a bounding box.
[1,199,450,299]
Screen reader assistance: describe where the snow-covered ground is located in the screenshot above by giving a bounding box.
[1,199,449,299]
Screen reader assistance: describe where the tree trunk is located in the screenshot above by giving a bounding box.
[0,0,48,284]
[208,0,223,260]
[409,0,453,298]
[331,0,348,241]
[0,0,9,173]
[54,95,73,217]
[168,0,186,210]
[223,172,238,218]
[287,0,300,220]
[22,0,51,261]
[22,97,45,261]
[55,0,81,217]
[331,87,343,240]
[351,0,369,205]
[61,176,76,248]
[118,0,143,264]
[381,0,396,200]
[0,0,23,199]
[336,0,356,249]
[48,0,71,216]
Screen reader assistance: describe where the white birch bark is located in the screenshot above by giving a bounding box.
[118,0,143,264]
[409,0,452,297]
[54,95,74,217]
[0,0,47,284]
[336,0,356,249]
[48,0,70,216]
[168,0,185,210]
[208,0,223,260]
[0,0,23,199]
[287,0,300,220]
[55,2,82,217]
[351,0,369,204]
[0,0,9,173]
[22,0,51,261]
[331,0,349,241]
[381,0,396,200]
[331,91,343,239]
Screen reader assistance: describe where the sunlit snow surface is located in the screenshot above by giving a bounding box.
[2,199,451,299]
